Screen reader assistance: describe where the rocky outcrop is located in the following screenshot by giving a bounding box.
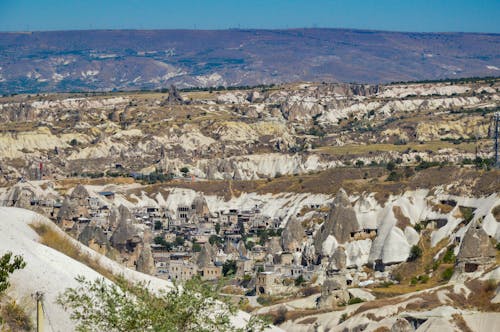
[191,195,209,217]
[196,242,215,268]
[110,205,141,252]
[136,244,155,274]
[391,318,413,332]
[317,273,349,309]
[56,185,91,223]
[455,220,497,276]
[236,240,248,258]
[78,225,111,255]
[327,247,347,272]
[70,184,89,201]
[8,186,34,209]
[314,189,361,249]
[164,85,184,105]
[282,216,305,252]
[266,237,283,254]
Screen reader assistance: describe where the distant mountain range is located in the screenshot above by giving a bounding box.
[0,28,499,94]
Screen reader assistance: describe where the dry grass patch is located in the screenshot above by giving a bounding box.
[352,297,403,316]
[451,313,473,332]
[29,222,117,282]
[315,140,477,156]
[393,206,411,229]
[263,307,332,325]
[297,317,317,325]
[431,202,455,214]
[1,300,32,331]
[372,236,450,296]
[55,177,135,191]
[373,327,390,332]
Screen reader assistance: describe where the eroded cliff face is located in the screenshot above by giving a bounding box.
[0,79,498,184]
[2,178,498,275]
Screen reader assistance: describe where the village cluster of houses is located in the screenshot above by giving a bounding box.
[21,187,318,293]
[5,182,497,303]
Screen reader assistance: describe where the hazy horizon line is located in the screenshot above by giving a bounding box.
[1,26,499,35]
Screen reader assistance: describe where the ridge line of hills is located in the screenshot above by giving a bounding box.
[1,28,499,94]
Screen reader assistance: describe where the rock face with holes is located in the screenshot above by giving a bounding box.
[455,220,497,277]
[78,225,112,256]
[281,216,305,252]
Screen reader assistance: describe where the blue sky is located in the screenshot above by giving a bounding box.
[0,0,499,33]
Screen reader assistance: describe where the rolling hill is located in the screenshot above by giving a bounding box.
[0,28,499,94]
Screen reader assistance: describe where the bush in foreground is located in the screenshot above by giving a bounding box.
[58,275,267,332]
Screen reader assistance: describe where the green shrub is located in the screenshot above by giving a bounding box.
[432,260,440,271]
[442,247,456,263]
[256,295,272,306]
[355,160,364,168]
[1,300,32,331]
[386,171,401,182]
[408,245,422,261]
[442,267,454,281]
[460,207,475,223]
[57,276,268,332]
[222,260,237,276]
[386,161,396,171]
[418,275,429,284]
[180,166,190,176]
[294,275,306,287]
[347,297,364,305]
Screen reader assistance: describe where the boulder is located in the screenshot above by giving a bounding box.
[391,318,413,332]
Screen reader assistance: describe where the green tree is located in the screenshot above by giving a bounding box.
[209,235,223,246]
[192,241,201,252]
[215,223,221,235]
[57,276,268,332]
[0,252,26,295]
[294,275,306,287]
[222,260,237,276]
[180,167,190,176]
[154,220,163,231]
[153,237,173,251]
[174,236,185,247]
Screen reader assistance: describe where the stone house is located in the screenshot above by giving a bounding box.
[199,266,222,281]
